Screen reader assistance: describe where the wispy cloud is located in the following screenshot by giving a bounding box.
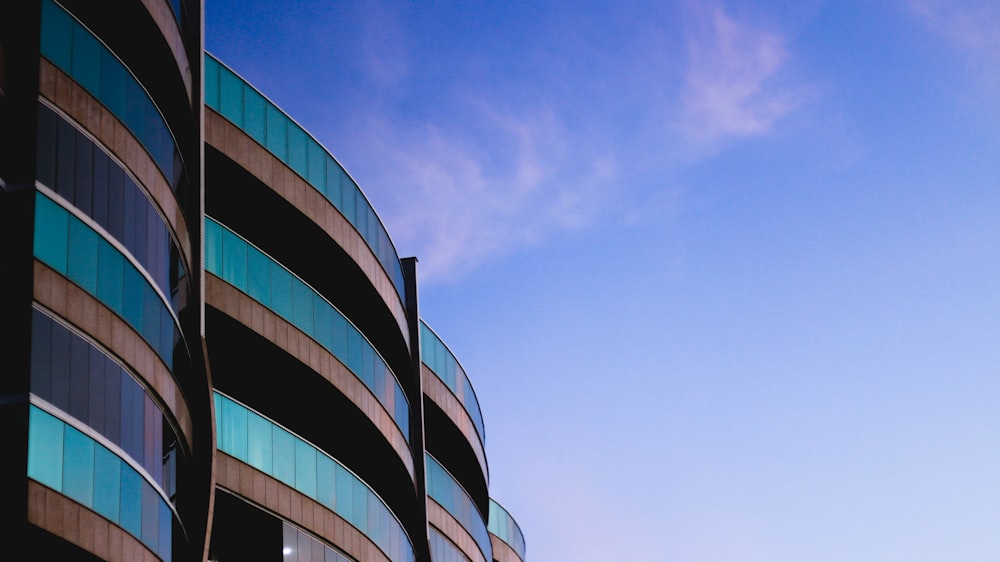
[357,1,409,88]
[338,1,811,282]
[907,0,1000,94]
[357,105,616,282]
[908,0,1000,52]
[677,1,809,148]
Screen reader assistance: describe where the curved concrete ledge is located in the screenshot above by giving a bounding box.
[215,453,392,562]
[422,365,488,483]
[205,110,409,348]
[38,60,193,274]
[33,260,194,452]
[205,273,414,480]
[27,480,161,562]
[138,0,193,104]
[427,500,487,562]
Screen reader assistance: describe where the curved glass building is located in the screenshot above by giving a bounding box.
[0,1,526,561]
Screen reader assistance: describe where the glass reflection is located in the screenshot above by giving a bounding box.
[205,218,409,438]
[420,321,486,446]
[203,54,405,302]
[27,405,174,561]
[425,454,491,562]
[214,393,415,562]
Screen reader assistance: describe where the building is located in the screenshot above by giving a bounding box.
[0,1,527,561]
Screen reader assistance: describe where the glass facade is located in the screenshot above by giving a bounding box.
[203,54,405,303]
[28,405,174,560]
[420,321,486,446]
[430,527,472,562]
[425,454,491,562]
[34,192,181,368]
[6,0,532,554]
[488,500,526,561]
[205,218,409,438]
[40,0,186,193]
[215,393,415,562]
[36,102,189,315]
[30,308,183,498]
[282,523,353,562]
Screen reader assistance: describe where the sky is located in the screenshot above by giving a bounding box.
[206,1,1000,560]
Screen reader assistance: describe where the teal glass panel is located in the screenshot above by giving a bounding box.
[34,193,69,271]
[294,439,317,499]
[369,494,386,555]
[221,228,248,292]
[122,265,145,332]
[307,140,325,188]
[27,406,64,490]
[373,358,386,402]
[204,56,220,109]
[356,205,369,248]
[426,454,490,560]
[325,164,343,208]
[346,327,363,379]
[119,465,142,537]
[100,50,127,118]
[247,246,271,304]
[141,482,158,547]
[209,221,408,441]
[350,477,367,531]
[159,309,174,362]
[287,125,308,178]
[313,298,334,351]
[67,218,99,294]
[244,88,267,146]
[316,454,335,510]
[219,66,244,127]
[335,465,353,525]
[71,26,102,97]
[330,312,348,359]
[97,240,125,313]
[359,344,374,389]
[265,104,287,161]
[40,0,72,69]
[205,218,223,275]
[291,278,313,334]
[444,353,456,389]
[272,425,295,486]
[342,183,357,226]
[487,499,525,559]
[420,321,486,444]
[220,395,248,459]
[93,445,121,520]
[246,410,273,474]
[121,76,146,143]
[395,386,408,436]
[158,500,172,560]
[212,394,412,562]
[269,262,294,320]
[62,425,95,507]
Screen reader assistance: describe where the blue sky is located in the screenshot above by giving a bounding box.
[207,1,1000,560]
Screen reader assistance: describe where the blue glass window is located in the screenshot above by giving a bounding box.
[294,440,317,498]
[246,410,273,474]
[93,445,121,520]
[33,194,69,270]
[27,407,64,490]
[272,425,295,486]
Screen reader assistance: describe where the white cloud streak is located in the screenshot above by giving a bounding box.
[677,1,807,148]
[345,1,809,283]
[359,107,616,283]
[907,0,1000,94]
